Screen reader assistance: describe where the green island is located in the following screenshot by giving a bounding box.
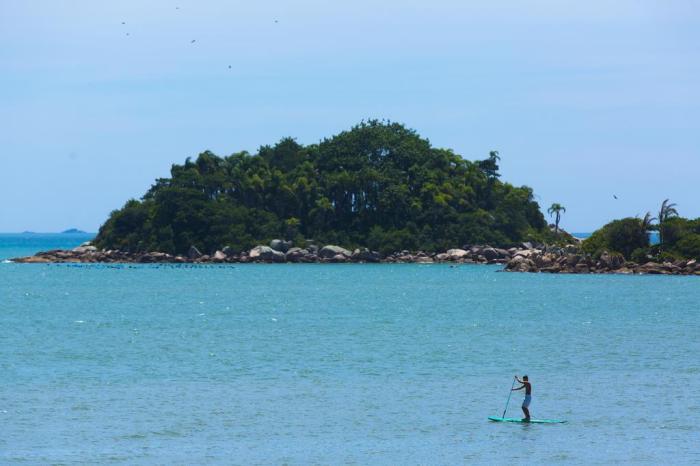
[12,121,700,274]
[94,120,558,254]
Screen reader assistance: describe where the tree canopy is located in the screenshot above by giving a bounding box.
[95,121,550,254]
[582,199,700,262]
[582,217,649,259]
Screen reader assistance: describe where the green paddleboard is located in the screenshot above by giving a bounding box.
[488,416,566,424]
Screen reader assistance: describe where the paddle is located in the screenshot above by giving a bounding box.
[502,376,517,418]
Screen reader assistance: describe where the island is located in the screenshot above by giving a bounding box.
[61,228,89,234]
[10,121,700,275]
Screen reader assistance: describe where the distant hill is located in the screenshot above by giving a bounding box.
[61,228,88,234]
[95,121,556,255]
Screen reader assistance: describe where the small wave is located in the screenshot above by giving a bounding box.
[74,320,85,324]
[1,260,12,264]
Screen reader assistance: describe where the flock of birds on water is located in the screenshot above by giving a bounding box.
[35,263,464,270]
[45,263,234,270]
[120,6,279,70]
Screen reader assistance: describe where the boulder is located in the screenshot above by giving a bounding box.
[598,251,624,270]
[481,247,500,261]
[285,248,309,262]
[574,263,590,273]
[188,245,202,260]
[638,262,664,274]
[270,239,292,252]
[435,253,449,262]
[249,245,285,262]
[221,246,235,256]
[213,250,227,261]
[445,248,469,260]
[352,248,382,263]
[319,245,352,259]
[514,259,534,272]
[72,245,97,254]
[330,254,347,263]
[15,256,51,263]
[514,249,534,258]
[139,251,172,263]
[566,254,581,267]
[535,253,558,268]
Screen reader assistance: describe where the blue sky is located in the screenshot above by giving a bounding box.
[1,0,698,232]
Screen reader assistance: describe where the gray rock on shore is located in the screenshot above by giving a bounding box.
[249,245,286,262]
[188,246,202,260]
[319,245,352,259]
[270,239,292,253]
[504,248,700,275]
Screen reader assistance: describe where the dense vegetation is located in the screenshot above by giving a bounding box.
[95,121,552,255]
[582,200,700,262]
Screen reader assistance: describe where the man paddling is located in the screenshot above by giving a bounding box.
[512,375,531,421]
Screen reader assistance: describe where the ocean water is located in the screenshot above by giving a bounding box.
[1,235,699,465]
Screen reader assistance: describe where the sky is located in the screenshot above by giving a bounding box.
[1,0,698,232]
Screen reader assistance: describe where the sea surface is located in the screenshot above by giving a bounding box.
[1,234,698,465]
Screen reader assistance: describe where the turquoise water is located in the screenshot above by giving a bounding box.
[0,233,95,261]
[1,235,699,464]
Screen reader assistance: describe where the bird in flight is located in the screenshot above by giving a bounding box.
[191,39,196,43]
[228,65,232,69]
[121,21,126,25]
[613,195,618,199]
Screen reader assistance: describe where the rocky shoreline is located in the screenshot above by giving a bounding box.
[9,240,700,275]
[10,241,515,265]
[503,248,700,275]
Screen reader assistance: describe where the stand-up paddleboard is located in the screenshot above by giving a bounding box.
[489,416,566,424]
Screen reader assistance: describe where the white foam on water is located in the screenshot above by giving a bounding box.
[74,320,85,324]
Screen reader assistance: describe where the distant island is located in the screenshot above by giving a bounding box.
[61,228,89,234]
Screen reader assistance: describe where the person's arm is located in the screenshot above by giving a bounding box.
[514,375,522,384]
[512,384,525,391]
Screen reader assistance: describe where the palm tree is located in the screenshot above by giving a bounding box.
[640,211,657,245]
[657,199,678,246]
[641,211,656,230]
[548,203,566,235]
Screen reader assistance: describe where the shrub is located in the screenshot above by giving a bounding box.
[582,218,648,259]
